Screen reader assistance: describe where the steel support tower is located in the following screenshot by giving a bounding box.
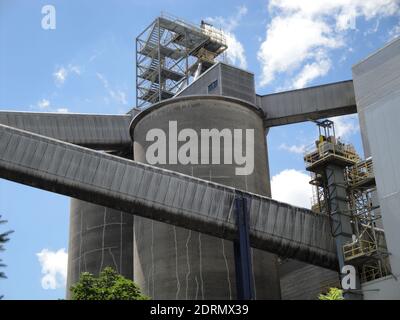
[136,13,227,108]
[343,159,390,282]
[304,120,363,299]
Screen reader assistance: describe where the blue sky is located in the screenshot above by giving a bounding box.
[0,0,399,299]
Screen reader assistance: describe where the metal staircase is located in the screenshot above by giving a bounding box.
[136,14,227,108]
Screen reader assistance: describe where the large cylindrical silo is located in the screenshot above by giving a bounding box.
[66,199,134,297]
[130,95,281,299]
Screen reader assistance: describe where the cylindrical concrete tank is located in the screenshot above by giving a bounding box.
[66,199,134,297]
[279,260,339,300]
[130,95,281,299]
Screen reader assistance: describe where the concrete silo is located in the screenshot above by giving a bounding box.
[66,200,134,297]
[130,95,281,299]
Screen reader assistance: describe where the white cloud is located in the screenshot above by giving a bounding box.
[53,64,81,85]
[33,99,69,113]
[68,65,81,75]
[96,72,128,105]
[364,19,381,36]
[206,5,248,69]
[111,90,127,105]
[258,0,400,89]
[223,32,247,69]
[53,67,68,85]
[279,143,306,154]
[56,108,69,113]
[37,99,50,110]
[89,49,103,63]
[389,22,400,40]
[329,114,360,139]
[271,169,312,209]
[292,58,331,89]
[278,116,360,154]
[36,248,68,290]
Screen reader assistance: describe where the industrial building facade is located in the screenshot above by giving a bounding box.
[0,14,399,299]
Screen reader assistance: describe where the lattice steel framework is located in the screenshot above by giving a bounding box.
[136,13,227,108]
[305,120,390,288]
[304,120,362,299]
[344,159,390,282]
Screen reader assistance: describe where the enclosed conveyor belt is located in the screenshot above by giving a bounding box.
[0,124,338,270]
[0,111,133,150]
[258,80,357,127]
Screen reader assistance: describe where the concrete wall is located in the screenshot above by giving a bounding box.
[352,36,400,298]
[176,63,269,194]
[361,276,400,300]
[131,96,281,299]
[176,64,342,299]
[66,200,134,298]
[280,260,339,300]
[66,110,139,297]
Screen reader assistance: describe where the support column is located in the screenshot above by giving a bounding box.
[234,196,254,300]
[325,164,362,299]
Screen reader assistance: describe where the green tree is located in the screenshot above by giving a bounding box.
[70,267,149,300]
[0,215,14,299]
[318,287,344,300]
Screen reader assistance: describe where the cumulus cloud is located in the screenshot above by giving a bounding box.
[223,32,248,69]
[36,248,68,290]
[271,169,312,209]
[206,5,248,69]
[96,72,128,105]
[53,64,81,85]
[257,0,400,89]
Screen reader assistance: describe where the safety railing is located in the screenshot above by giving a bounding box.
[347,158,374,187]
[304,140,360,167]
[160,12,226,47]
[200,24,227,46]
[343,239,377,262]
[360,263,387,282]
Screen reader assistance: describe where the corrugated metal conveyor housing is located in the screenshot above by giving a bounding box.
[0,124,337,270]
[258,80,357,127]
[0,111,132,150]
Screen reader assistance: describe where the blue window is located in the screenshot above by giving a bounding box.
[208,80,218,93]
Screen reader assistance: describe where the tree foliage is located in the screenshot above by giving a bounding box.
[0,215,13,299]
[318,287,344,300]
[70,267,149,300]
[0,215,13,279]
